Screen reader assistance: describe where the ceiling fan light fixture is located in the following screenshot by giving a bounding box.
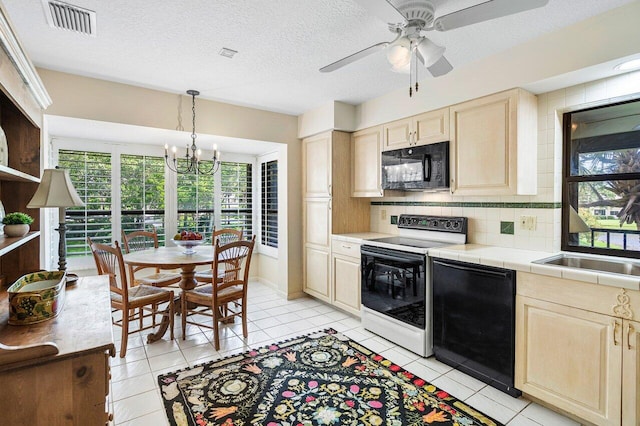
[386,36,412,68]
[391,61,411,74]
[416,37,445,68]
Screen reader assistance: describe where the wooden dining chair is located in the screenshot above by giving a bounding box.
[121,229,181,287]
[182,236,255,350]
[88,238,175,357]
[194,228,244,284]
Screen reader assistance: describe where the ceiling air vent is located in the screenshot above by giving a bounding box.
[41,0,96,37]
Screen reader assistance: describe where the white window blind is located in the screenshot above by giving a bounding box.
[220,161,252,239]
[121,154,167,244]
[177,160,215,238]
[261,160,278,248]
[58,150,112,257]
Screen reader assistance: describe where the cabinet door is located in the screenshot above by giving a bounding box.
[303,133,332,197]
[516,296,622,426]
[351,126,383,197]
[304,199,331,248]
[304,246,330,301]
[450,90,516,195]
[623,319,640,426]
[332,254,361,316]
[382,117,412,150]
[413,108,449,146]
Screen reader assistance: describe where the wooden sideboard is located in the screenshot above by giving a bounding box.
[0,276,115,425]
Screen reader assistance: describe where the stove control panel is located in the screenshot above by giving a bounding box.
[397,215,467,234]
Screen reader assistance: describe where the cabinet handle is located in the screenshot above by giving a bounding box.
[328,184,332,196]
[329,199,332,210]
[613,319,621,346]
[342,244,351,249]
[628,323,635,350]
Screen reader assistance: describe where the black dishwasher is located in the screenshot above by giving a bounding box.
[432,258,521,397]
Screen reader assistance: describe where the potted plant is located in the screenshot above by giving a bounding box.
[3,212,34,237]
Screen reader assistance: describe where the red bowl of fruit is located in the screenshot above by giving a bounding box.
[172,231,205,254]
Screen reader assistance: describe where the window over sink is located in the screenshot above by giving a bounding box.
[563,98,640,258]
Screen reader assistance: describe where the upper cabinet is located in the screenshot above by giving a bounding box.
[0,3,51,284]
[449,88,537,196]
[303,132,332,198]
[351,126,383,197]
[382,108,449,151]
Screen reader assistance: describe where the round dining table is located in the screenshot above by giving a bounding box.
[123,245,215,291]
[123,245,215,342]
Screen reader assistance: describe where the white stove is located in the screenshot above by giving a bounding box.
[360,215,467,356]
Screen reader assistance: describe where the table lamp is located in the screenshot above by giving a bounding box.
[27,168,84,272]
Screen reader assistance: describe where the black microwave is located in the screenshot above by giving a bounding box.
[381,141,449,191]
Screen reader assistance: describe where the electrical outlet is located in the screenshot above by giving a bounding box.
[381,209,387,220]
[520,215,537,231]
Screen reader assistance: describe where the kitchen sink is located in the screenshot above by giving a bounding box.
[533,254,640,276]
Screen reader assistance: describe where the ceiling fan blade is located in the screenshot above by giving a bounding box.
[352,0,405,25]
[319,42,389,73]
[427,56,453,77]
[433,0,549,32]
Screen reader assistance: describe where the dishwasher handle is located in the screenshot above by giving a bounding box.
[433,259,511,279]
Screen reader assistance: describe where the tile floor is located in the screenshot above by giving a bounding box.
[109,281,582,426]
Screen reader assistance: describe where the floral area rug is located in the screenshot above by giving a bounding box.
[158,329,502,426]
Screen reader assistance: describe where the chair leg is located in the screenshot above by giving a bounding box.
[181,296,187,340]
[169,298,174,341]
[213,303,220,351]
[120,315,129,358]
[241,299,248,339]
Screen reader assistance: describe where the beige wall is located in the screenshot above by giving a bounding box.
[38,69,302,297]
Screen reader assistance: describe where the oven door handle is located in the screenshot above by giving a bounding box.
[434,260,510,278]
[423,154,431,182]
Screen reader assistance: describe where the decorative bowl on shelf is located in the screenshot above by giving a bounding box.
[8,270,67,325]
[172,238,205,255]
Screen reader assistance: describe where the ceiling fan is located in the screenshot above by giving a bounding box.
[320,0,549,84]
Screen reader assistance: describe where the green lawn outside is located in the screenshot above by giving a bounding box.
[595,219,638,230]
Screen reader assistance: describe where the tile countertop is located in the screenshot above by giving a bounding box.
[429,244,640,292]
[332,232,394,244]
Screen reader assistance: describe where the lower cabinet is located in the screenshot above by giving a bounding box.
[331,239,361,316]
[516,272,640,426]
[304,246,330,302]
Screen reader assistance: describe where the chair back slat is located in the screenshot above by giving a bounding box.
[213,236,255,295]
[121,230,162,282]
[122,230,159,253]
[212,228,243,246]
[88,238,129,300]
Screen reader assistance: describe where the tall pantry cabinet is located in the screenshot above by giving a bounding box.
[302,131,370,302]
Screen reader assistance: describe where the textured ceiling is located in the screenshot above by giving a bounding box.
[1,0,637,116]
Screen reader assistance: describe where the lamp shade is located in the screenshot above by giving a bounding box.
[569,205,590,233]
[416,37,445,68]
[27,168,84,208]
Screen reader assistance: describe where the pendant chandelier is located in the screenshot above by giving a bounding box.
[165,89,221,174]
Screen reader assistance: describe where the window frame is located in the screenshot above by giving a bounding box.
[561,98,640,259]
[52,139,259,269]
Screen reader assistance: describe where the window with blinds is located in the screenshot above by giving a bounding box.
[177,160,215,238]
[58,150,112,257]
[220,161,252,239]
[121,154,166,244]
[261,160,278,248]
